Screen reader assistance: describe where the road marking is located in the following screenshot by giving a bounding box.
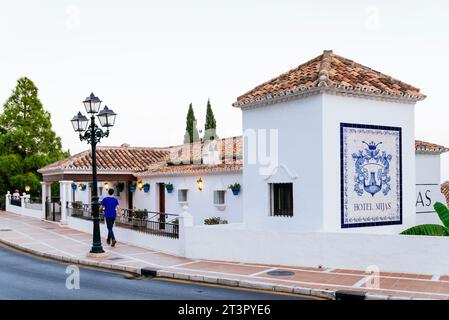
[352,276,372,288]
[248,268,278,277]
[168,260,200,268]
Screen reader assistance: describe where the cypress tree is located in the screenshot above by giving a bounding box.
[203,99,218,141]
[183,103,200,144]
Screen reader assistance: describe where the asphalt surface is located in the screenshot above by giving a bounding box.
[0,246,310,300]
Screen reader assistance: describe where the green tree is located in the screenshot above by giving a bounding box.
[203,99,218,141]
[0,77,69,207]
[183,103,200,144]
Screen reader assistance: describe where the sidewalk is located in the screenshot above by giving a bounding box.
[1,211,448,300]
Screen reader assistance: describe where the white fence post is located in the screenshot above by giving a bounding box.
[5,192,11,212]
[59,181,73,225]
[41,182,47,220]
[178,204,193,257]
[20,194,26,215]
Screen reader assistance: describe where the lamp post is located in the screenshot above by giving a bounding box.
[71,93,117,255]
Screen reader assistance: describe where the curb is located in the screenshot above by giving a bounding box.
[0,238,142,276]
[0,238,417,300]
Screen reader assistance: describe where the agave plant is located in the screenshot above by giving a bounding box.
[401,202,449,236]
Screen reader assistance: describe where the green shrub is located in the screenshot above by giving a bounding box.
[204,217,228,225]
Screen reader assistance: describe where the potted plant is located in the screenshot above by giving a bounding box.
[117,182,125,193]
[79,183,87,191]
[204,217,228,225]
[130,182,137,193]
[166,183,174,193]
[143,183,150,193]
[132,209,148,228]
[71,183,77,191]
[228,183,241,196]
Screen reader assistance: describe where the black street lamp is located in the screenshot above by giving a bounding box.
[71,93,117,255]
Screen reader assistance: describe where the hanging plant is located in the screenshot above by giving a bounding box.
[117,182,125,193]
[166,183,174,193]
[228,183,241,196]
[130,182,137,193]
[143,183,150,193]
[71,183,77,191]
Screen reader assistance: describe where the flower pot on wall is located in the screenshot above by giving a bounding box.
[143,184,150,193]
[130,186,136,193]
[166,183,174,193]
[71,184,77,191]
[117,183,125,193]
[228,183,241,196]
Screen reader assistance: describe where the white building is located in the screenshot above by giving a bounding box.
[38,50,448,234]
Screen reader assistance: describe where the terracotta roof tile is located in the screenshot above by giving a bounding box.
[138,161,243,177]
[441,182,449,205]
[39,146,170,173]
[415,140,449,154]
[233,50,426,107]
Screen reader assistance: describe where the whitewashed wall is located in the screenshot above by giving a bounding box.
[415,153,446,225]
[71,181,129,209]
[241,94,324,232]
[321,94,416,234]
[133,172,243,225]
[72,182,90,204]
[241,93,418,234]
[5,196,42,220]
[185,224,449,275]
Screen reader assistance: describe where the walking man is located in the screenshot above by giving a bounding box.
[100,188,119,247]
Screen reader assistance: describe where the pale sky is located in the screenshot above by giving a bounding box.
[1,0,449,179]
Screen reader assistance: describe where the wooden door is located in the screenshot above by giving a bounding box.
[158,183,166,229]
[128,181,133,210]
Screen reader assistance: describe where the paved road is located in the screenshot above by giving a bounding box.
[0,246,309,300]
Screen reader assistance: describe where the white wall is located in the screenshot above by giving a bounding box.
[241,94,324,232]
[321,94,416,234]
[71,181,129,209]
[133,172,243,225]
[5,197,42,220]
[415,153,446,224]
[72,182,90,204]
[241,93,419,234]
[185,224,449,275]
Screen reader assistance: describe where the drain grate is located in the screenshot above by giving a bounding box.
[267,270,295,277]
[0,229,12,232]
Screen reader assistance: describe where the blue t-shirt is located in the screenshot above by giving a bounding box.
[101,196,119,218]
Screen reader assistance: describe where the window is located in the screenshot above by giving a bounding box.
[214,190,226,205]
[270,183,293,216]
[178,189,188,203]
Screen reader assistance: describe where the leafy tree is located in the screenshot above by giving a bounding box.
[183,103,200,144]
[0,77,69,207]
[203,99,218,141]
